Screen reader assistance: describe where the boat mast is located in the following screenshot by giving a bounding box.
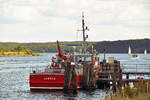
[82,12,86,54]
[82,12,88,54]
[82,12,85,43]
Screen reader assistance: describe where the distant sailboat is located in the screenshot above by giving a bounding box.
[128,46,131,55]
[144,49,147,55]
[131,54,139,59]
[128,46,139,59]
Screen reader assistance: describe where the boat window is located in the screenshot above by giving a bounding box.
[78,56,92,62]
[86,57,92,61]
[78,57,82,62]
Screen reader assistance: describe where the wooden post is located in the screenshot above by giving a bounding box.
[118,61,122,91]
[82,61,97,89]
[82,61,91,89]
[64,63,77,92]
[72,66,77,92]
[103,60,106,71]
[89,63,97,89]
[112,64,116,92]
[126,74,129,86]
[64,62,72,91]
[82,62,88,89]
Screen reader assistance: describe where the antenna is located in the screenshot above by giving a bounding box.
[77,12,89,54]
[76,25,79,41]
[81,12,89,54]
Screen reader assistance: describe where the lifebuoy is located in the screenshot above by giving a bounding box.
[56,63,60,67]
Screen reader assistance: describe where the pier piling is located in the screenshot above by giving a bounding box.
[63,58,150,93]
[98,59,150,92]
[64,63,77,92]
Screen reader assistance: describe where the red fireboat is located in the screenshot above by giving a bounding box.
[29,13,100,90]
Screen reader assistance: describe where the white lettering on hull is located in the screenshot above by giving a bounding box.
[30,87,63,89]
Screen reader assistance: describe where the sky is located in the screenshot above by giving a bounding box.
[0,0,150,42]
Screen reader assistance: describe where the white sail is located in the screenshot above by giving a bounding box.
[144,49,147,55]
[128,46,131,55]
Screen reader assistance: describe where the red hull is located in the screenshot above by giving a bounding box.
[30,73,82,89]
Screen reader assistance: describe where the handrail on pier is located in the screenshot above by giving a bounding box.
[121,64,150,73]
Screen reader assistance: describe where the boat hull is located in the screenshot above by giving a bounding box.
[131,55,140,60]
[29,73,82,89]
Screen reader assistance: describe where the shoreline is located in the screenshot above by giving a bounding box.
[0,51,42,56]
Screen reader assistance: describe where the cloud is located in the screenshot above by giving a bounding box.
[0,0,49,24]
[0,0,150,42]
[118,1,150,26]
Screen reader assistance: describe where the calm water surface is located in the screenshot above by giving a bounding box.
[0,53,150,100]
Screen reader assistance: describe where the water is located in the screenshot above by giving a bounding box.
[0,53,150,100]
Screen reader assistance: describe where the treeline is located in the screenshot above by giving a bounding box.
[0,42,57,53]
[94,38,150,53]
[0,41,93,53]
[0,38,150,53]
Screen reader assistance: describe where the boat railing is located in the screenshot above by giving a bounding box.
[30,67,45,74]
[122,64,150,72]
[30,65,65,74]
[99,64,150,80]
[99,63,150,73]
[121,64,150,80]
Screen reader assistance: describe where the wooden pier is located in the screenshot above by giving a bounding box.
[97,57,150,92]
[63,56,150,92]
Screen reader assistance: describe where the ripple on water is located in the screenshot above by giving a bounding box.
[1,53,150,100]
